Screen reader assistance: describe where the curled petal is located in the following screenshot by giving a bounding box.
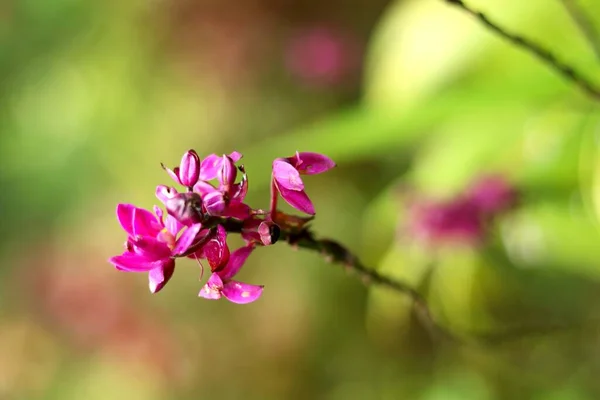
[258,221,280,245]
[153,206,164,225]
[172,223,203,256]
[156,185,179,204]
[272,159,304,191]
[109,253,168,272]
[148,261,175,293]
[222,281,264,304]
[276,183,315,215]
[162,164,181,185]
[116,204,135,236]
[179,149,201,187]
[198,273,224,300]
[287,152,336,175]
[220,245,254,280]
[230,165,248,202]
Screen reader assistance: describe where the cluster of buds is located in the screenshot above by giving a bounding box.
[109,150,335,304]
[408,175,519,245]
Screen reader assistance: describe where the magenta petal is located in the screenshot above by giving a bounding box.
[172,223,202,256]
[156,185,179,204]
[222,202,251,220]
[220,245,254,280]
[116,204,135,236]
[276,184,315,215]
[163,165,182,185]
[203,225,230,271]
[272,159,304,191]
[148,261,175,293]
[222,281,264,304]
[131,236,172,259]
[132,207,162,237]
[228,151,242,163]
[200,154,222,181]
[289,152,336,175]
[179,150,201,187]
[165,215,183,237]
[198,273,224,300]
[194,180,218,197]
[110,254,168,272]
[203,191,226,216]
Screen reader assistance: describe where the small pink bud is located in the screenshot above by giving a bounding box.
[217,155,237,190]
[258,221,280,245]
[179,150,201,187]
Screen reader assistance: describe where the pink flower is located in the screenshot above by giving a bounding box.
[272,152,336,215]
[409,199,484,245]
[466,175,518,215]
[162,149,201,188]
[285,26,361,87]
[199,245,263,304]
[193,153,250,219]
[108,204,202,293]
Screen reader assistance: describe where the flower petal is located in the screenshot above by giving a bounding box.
[222,202,251,220]
[199,154,222,181]
[116,204,135,236]
[172,223,203,256]
[131,207,162,237]
[198,273,224,300]
[162,164,181,185]
[288,152,336,175]
[130,236,172,259]
[148,260,175,293]
[203,191,226,216]
[156,185,179,204]
[220,245,254,280]
[203,225,230,271]
[222,280,264,304]
[165,214,183,237]
[109,253,168,272]
[272,159,304,191]
[194,180,218,197]
[276,183,315,215]
[228,151,242,163]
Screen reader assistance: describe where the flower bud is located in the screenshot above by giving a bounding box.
[179,150,201,187]
[217,155,237,191]
[258,221,280,245]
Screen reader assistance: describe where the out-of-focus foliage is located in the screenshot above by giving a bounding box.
[2,0,600,398]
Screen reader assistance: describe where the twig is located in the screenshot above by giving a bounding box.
[560,0,600,61]
[444,0,600,101]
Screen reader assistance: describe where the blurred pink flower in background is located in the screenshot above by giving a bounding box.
[284,26,361,87]
[406,175,518,246]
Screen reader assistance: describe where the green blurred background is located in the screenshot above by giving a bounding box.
[3,0,600,398]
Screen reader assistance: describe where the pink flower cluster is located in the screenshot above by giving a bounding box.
[109,150,335,304]
[408,175,518,245]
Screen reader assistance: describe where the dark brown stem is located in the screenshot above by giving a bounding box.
[559,0,600,61]
[444,0,600,101]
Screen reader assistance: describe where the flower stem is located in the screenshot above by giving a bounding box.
[443,0,600,101]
